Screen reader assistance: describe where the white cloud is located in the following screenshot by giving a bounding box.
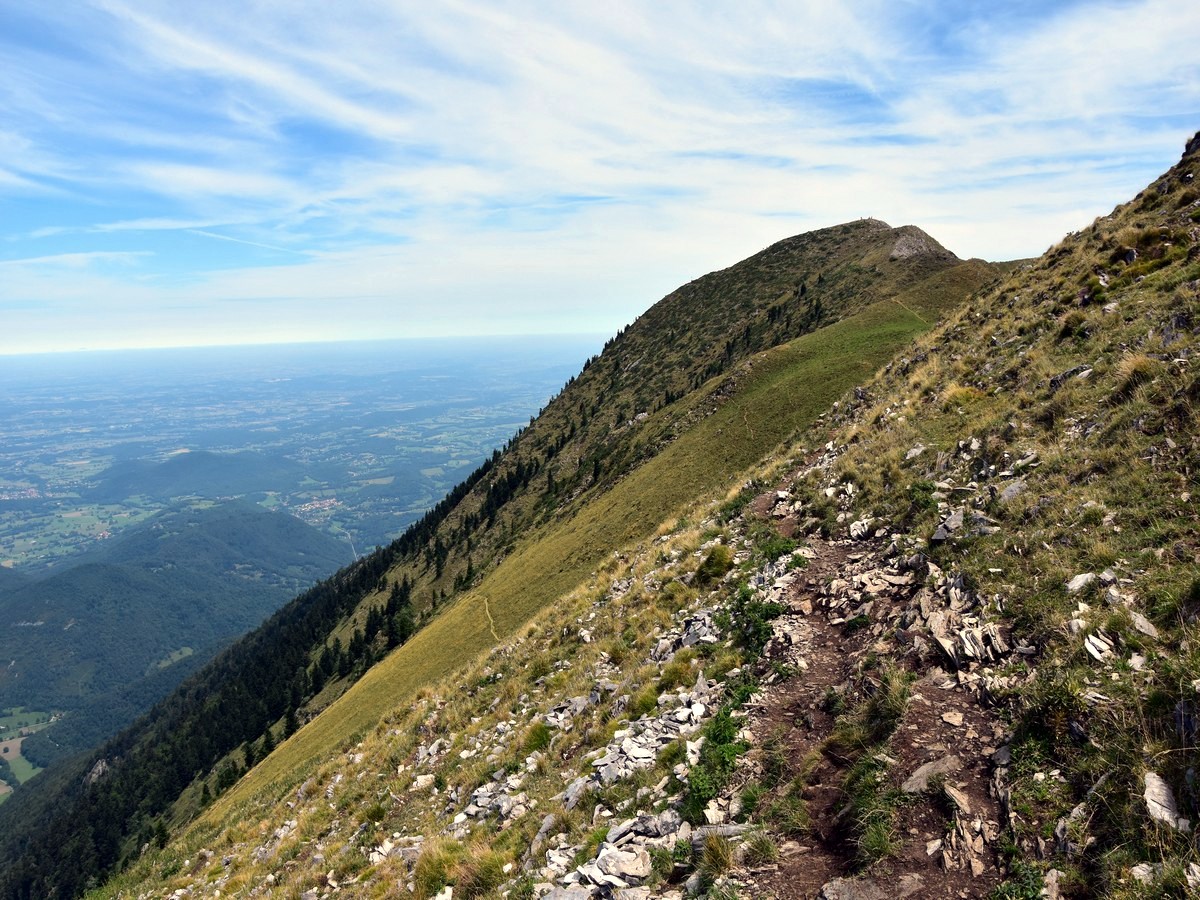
[0,0,1197,352]
[0,250,152,269]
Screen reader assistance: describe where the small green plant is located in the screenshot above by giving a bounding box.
[707,880,742,900]
[758,534,798,562]
[787,553,809,571]
[843,614,871,634]
[988,860,1045,900]
[657,739,685,768]
[861,664,912,744]
[739,782,764,819]
[715,583,784,656]
[648,846,675,883]
[574,825,609,866]
[522,721,552,753]
[682,706,749,823]
[821,686,846,716]
[697,545,735,584]
[362,800,387,824]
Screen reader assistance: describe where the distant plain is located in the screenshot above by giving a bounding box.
[0,335,601,573]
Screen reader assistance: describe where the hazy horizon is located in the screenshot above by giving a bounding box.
[0,331,610,361]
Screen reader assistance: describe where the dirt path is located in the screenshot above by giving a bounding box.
[731,508,1008,898]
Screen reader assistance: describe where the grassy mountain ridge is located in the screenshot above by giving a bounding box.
[0,219,995,898]
[216,257,994,805]
[333,220,980,633]
[82,133,1200,899]
[226,233,994,796]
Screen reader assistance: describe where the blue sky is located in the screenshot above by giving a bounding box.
[2,1,1198,354]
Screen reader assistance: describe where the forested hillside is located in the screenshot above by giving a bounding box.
[0,501,349,769]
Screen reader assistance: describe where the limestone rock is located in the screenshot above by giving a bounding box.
[819,873,923,899]
[1144,772,1191,831]
[849,518,874,540]
[901,755,962,793]
[1065,573,1098,594]
[999,480,1025,503]
[931,508,964,542]
[596,846,652,882]
[1129,611,1159,640]
[1042,868,1065,900]
[943,783,972,815]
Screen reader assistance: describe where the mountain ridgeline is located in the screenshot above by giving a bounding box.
[0,220,997,897]
[84,133,1199,900]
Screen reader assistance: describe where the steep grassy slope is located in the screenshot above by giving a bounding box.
[0,222,994,900]
[232,257,994,800]
[85,133,1200,900]
[778,135,1200,898]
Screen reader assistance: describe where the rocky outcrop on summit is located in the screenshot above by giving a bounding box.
[888,225,959,263]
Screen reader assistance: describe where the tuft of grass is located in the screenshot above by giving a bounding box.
[830,664,911,754]
[742,829,779,866]
[413,838,466,899]
[698,834,735,882]
[768,775,812,836]
[454,846,507,899]
[628,683,659,719]
[738,782,765,819]
[659,650,698,691]
[522,721,552,754]
[843,754,902,866]
[1113,353,1161,400]
[707,880,743,900]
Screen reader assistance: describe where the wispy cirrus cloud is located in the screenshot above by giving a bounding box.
[1,0,1198,353]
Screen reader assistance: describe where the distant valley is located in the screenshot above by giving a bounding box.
[0,335,598,795]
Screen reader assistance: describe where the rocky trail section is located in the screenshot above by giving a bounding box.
[717,446,1013,899]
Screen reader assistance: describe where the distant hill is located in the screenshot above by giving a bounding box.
[0,568,29,597]
[0,500,349,767]
[87,450,305,502]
